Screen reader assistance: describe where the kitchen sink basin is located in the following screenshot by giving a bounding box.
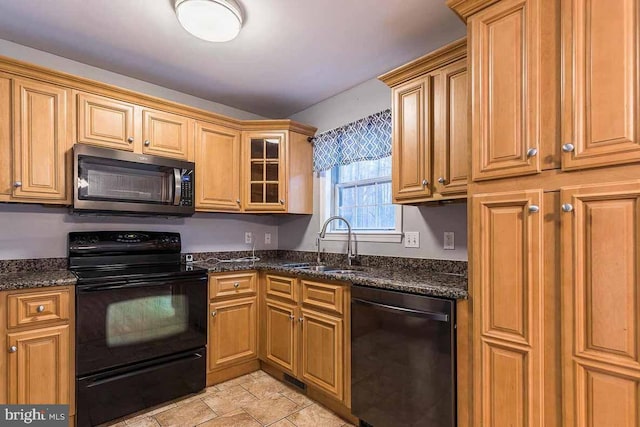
[293,264,332,272]
[325,269,367,275]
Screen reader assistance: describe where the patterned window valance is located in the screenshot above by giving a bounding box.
[313,109,392,172]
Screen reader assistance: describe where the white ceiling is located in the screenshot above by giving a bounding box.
[0,0,466,118]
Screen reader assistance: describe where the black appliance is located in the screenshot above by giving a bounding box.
[351,285,456,427]
[73,144,195,216]
[70,231,207,427]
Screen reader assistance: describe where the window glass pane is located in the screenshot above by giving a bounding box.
[266,163,278,181]
[265,183,279,203]
[250,139,264,159]
[251,183,263,203]
[331,156,394,232]
[265,139,279,159]
[251,163,263,181]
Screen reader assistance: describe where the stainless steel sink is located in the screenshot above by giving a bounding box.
[293,264,332,272]
[325,269,367,275]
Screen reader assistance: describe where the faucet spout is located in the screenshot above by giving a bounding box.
[317,216,356,266]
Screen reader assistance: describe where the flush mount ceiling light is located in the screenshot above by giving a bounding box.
[175,0,243,42]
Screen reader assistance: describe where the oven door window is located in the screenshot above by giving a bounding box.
[76,278,207,376]
[77,156,175,204]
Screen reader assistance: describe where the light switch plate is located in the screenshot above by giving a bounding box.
[245,232,252,244]
[265,233,272,245]
[404,231,420,248]
[444,232,455,250]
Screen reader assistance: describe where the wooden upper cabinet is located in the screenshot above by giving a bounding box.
[76,92,135,151]
[12,77,70,203]
[194,121,241,212]
[472,189,544,426]
[469,0,541,181]
[561,0,640,171]
[142,108,190,160]
[7,325,70,405]
[0,75,11,201]
[242,131,287,212]
[391,76,432,202]
[434,58,468,197]
[561,181,640,427]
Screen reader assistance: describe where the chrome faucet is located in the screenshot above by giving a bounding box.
[317,216,356,266]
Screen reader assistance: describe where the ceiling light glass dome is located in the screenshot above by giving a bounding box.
[175,0,243,42]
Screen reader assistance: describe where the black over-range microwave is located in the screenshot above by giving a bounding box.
[72,144,195,216]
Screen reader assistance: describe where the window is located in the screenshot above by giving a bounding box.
[319,156,402,242]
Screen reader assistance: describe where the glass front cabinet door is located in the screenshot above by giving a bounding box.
[243,131,287,212]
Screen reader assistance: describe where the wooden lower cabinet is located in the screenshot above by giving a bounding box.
[0,286,74,426]
[561,181,640,427]
[208,297,257,370]
[7,325,70,405]
[261,275,349,405]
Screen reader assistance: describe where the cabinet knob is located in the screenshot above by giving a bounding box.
[36,305,45,313]
[211,311,217,317]
[526,148,538,158]
[280,199,285,205]
[13,181,22,188]
[298,317,304,323]
[233,282,240,289]
[236,199,241,204]
[562,143,575,153]
[422,179,429,187]
[144,140,151,146]
[8,346,17,353]
[561,203,574,212]
[127,137,134,143]
[528,205,540,213]
[289,314,295,320]
[437,177,446,184]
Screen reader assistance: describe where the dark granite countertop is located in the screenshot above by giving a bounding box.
[0,270,77,291]
[198,258,468,299]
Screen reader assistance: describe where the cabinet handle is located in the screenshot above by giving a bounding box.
[528,205,540,213]
[13,181,22,188]
[526,148,538,158]
[127,137,134,143]
[562,143,575,153]
[437,177,446,184]
[211,311,217,317]
[280,199,285,205]
[8,346,17,353]
[561,203,574,212]
[422,179,429,187]
[233,282,240,289]
[144,140,151,146]
[36,305,45,313]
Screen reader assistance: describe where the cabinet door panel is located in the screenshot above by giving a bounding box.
[561,181,640,427]
[243,132,287,212]
[392,76,432,202]
[562,0,640,170]
[195,122,241,211]
[0,75,11,200]
[7,325,70,404]
[470,0,540,180]
[434,58,468,196]
[13,78,70,201]
[300,309,343,400]
[208,297,257,371]
[142,109,190,160]
[77,93,135,151]
[472,190,543,426]
[264,299,297,375]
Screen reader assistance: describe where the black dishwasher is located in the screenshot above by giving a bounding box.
[351,285,456,427]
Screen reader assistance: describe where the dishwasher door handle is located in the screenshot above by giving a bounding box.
[352,298,450,322]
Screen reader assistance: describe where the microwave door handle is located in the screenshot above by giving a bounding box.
[173,169,182,206]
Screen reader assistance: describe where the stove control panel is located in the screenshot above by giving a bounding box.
[69,231,182,256]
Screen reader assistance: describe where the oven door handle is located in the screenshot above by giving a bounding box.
[351,297,450,322]
[77,277,205,292]
[173,168,182,206]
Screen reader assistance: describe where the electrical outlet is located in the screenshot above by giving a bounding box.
[444,232,455,250]
[404,231,420,248]
[265,233,272,245]
[185,254,193,263]
[245,232,252,244]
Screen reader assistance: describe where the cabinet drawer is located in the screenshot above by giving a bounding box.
[209,272,257,299]
[7,288,70,329]
[301,280,344,315]
[265,275,297,302]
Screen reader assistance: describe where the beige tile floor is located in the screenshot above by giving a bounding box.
[105,370,355,427]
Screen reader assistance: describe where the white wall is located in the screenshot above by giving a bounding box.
[0,204,278,260]
[0,39,265,120]
[283,79,468,261]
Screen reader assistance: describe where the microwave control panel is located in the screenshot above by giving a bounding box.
[181,170,194,206]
